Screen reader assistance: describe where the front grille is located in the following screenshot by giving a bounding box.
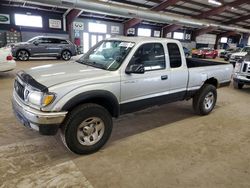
[14,80,25,100]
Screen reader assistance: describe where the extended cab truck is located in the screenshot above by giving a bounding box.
[12,37,233,154]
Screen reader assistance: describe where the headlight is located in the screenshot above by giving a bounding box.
[234,62,242,73]
[27,91,55,106]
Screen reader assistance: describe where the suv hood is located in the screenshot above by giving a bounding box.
[25,62,111,88]
[231,52,247,57]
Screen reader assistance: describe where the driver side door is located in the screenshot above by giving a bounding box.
[120,42,171,113]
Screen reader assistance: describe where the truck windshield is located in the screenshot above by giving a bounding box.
[76,40,135,71]
[242,47,250,52]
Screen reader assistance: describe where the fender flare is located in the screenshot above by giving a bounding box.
[61,90,120,117]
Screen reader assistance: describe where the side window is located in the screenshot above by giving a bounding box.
[167,43,182,68]
[38,38,51,44]
[130,43,165,71]
[60,40,69,44]
[49,38,60,44]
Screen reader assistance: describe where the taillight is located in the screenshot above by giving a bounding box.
[6,55,13,61]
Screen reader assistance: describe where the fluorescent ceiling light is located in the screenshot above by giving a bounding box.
[208,0,222,6]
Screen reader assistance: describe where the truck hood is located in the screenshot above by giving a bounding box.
[231,52,247,57]
[25,62,110,88]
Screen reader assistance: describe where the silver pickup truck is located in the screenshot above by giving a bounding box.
[233,53,250,89]
[12,37,233,154]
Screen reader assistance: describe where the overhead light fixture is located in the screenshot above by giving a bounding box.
[208,0,222,6]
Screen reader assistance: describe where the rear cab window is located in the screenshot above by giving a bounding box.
[167,43,182,68]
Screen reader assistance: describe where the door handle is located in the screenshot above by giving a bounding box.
[161,75,168,80]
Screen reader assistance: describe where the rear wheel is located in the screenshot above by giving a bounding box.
[233,81,244,89]
[17,50,29,61]
[61,50,72,61]
[60,103,113,154]
[193,84,217,115]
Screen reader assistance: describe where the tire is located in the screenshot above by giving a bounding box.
[193,84,217,116]
[17,50,30,61]
[61,50,72,61]
[60,103,113,154]
[233,81,244,89]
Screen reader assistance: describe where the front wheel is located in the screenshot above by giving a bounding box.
[61,50,72,61]
[17,50,30,61]
[193,84,217,115]
[60,103,113,154]
[233,81,244,89]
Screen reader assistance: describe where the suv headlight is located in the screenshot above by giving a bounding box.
[27,91,55,107]
[234,62,242,73]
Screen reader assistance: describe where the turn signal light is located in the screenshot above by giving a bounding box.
[6,55,13,61]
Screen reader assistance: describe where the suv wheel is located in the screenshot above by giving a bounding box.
[193,84,217,115]
[60,103,113,154]
[233,81,244,89]
[61,50,71,61]
[17,50,29,61]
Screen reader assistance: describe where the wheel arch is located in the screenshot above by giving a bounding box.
[17,48,30,56]
[204,77,218,88]
[61,90,120,118]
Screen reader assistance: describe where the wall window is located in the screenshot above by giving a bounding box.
[221,37,228,43]
[130,43,165,71]
[83,32,89,53]
[173,32,184,40]
[138,28,151,37]
[88,22,107,33]
[167,43,182,68]
[14,14,42,28]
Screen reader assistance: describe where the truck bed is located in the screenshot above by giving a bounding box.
[186,58,233,90]
[186,58,226,68]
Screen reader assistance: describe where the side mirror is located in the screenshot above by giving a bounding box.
[125,64,145,74]
[33,41,39,45]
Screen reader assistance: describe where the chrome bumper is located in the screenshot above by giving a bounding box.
[12,94,68,135]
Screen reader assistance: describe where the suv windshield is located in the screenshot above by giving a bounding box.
[77,40,135,71]
[27,37,40,43]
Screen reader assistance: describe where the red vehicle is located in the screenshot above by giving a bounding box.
[192,47,218,59]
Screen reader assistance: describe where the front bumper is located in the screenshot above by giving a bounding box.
[12,94,68,135]
[233,74,250,85]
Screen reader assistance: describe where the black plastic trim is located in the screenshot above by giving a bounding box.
[219,81,231,87]
[62,90,120,117]
[120,91,188,114]
[17,71,48,92]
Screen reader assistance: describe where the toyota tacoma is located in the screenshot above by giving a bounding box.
[12,37,233,154]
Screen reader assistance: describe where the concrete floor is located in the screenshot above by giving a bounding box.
[0,57,250,188]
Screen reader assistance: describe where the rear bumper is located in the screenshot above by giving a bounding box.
[0,61,16,72]
[12,94,68,135]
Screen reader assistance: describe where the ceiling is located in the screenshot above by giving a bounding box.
[1,0,250,35]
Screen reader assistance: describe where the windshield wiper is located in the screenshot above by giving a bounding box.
[76,59,107,70]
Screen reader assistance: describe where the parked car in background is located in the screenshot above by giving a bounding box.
[12,37,233,154]
[224,48,241,61]
[233,52,250,89]
[230,46,250,67]
[11,36,77,61]
[183,47,190,57]
[0,47,16,72]
[192,47,218,59]
[217,49,225,58]
[220,48,235,58]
